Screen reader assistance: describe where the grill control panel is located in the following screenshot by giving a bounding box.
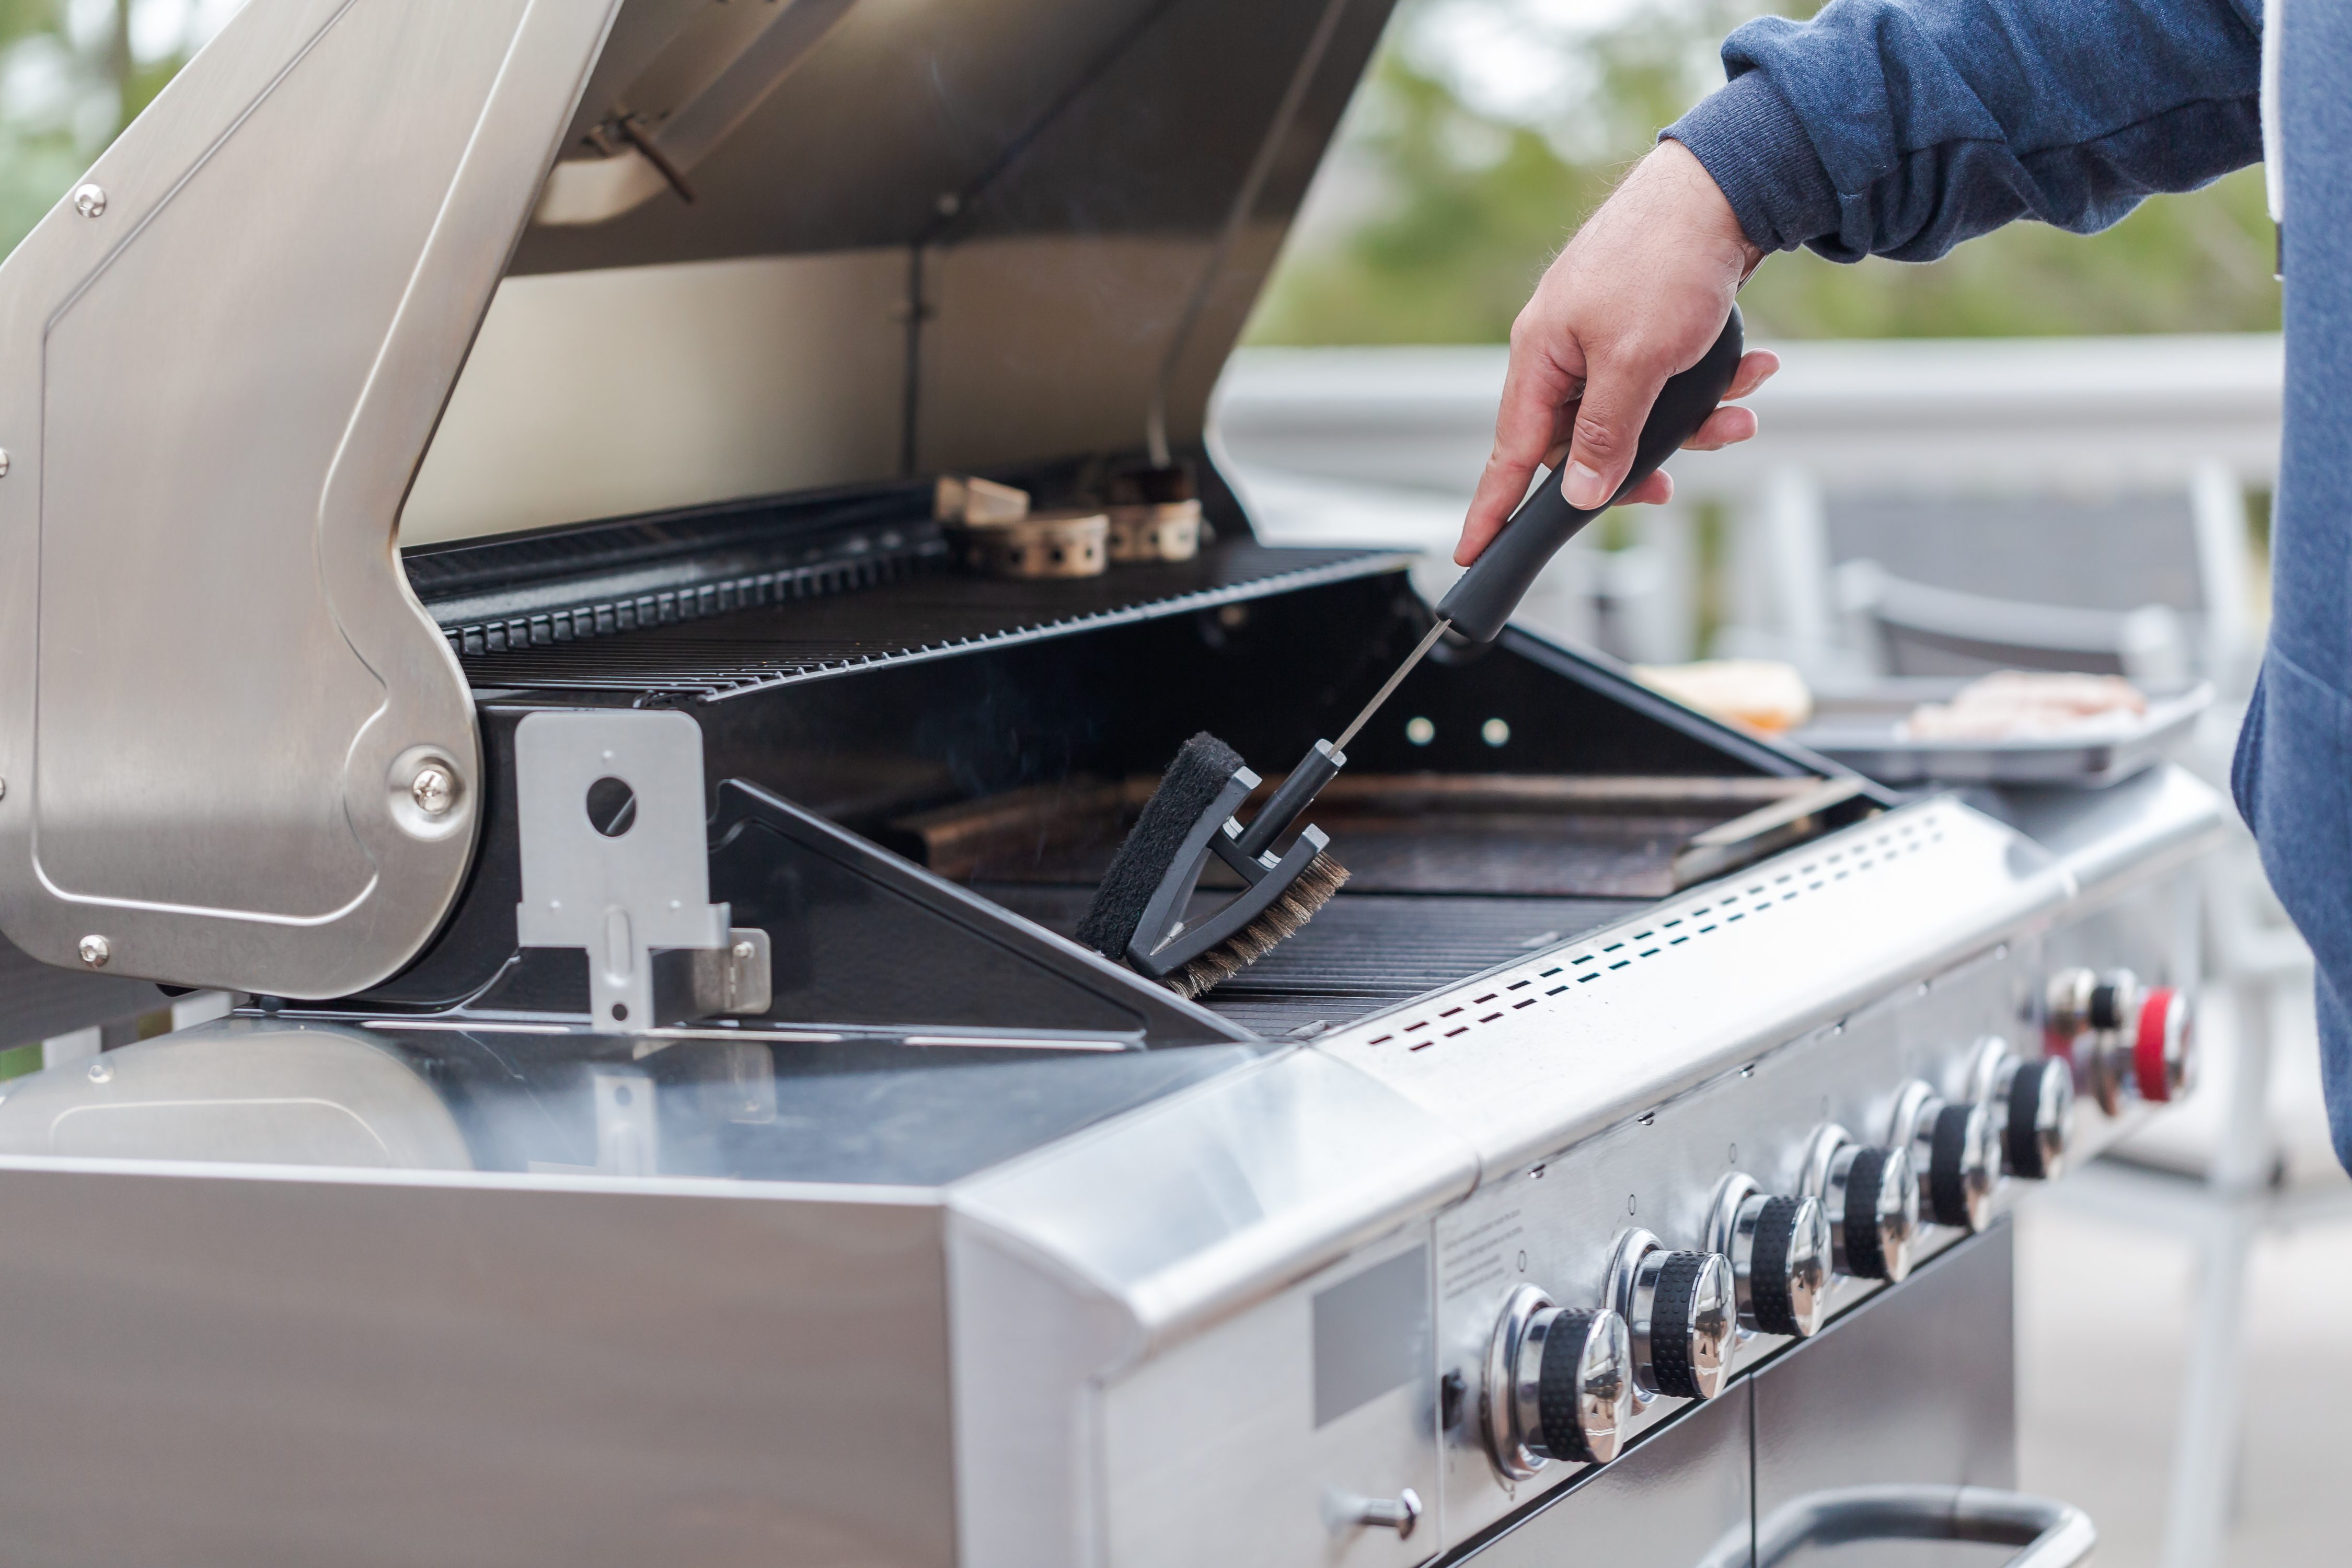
[1438,915,2190,1546]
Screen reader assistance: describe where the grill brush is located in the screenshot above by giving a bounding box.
[1079,308,1745,996]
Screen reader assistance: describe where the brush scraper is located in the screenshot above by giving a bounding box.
[1080,307,1747,996]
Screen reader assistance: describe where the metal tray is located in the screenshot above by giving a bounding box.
[1793,679,2212,788]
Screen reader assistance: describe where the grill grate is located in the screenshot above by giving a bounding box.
[981,885,1638,1038]
[458,543,1404,701]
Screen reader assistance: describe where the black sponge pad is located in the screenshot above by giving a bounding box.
[1076,732,1244,960]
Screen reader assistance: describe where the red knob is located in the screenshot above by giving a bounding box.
[2135,988,2191,1102]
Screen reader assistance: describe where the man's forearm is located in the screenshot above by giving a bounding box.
[1666,0,2264,263]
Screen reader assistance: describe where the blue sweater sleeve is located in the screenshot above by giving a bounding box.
[1664,0,2265,262]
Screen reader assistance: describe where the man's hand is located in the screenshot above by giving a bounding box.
[1455,140,1779,568]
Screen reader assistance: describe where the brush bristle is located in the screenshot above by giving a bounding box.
[1076,732,1246,960]
[1165,851,1348,999]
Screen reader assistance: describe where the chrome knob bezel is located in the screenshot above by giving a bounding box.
[1484,1283,1553,1479]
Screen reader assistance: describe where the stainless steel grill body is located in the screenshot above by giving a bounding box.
[0,765,2218,1564]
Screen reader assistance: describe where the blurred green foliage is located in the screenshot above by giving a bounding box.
[3,1,2279,344]
[1250,0,2280,344]
[0,1,204,261]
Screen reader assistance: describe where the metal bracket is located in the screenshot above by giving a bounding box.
[512,709,755,1032]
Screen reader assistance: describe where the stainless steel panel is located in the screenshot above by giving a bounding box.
[1098,1228,1441,1568]
[1322,778,2227,1181]
[1320,798,2078,1180]
[0,1162,952,1567]
[947,1047,1473,1568]
[1751,1226,2017,1568]
[0,0,621,996]
[953,1046,1477,1348]
[1980,763,2226,897]
[1450,1380,1751,1566]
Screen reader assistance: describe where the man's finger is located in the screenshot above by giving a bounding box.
[1723,348,1780,401]
[1458,346,1584,564]
[1682,404,1759,452]
[1620,470,1674,506]
[1560,359,1668,510]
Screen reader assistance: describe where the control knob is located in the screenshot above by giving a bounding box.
[2132,986,2195,1103]
[2044,966,2097,1050]
[2047,969,2190,1115]
[1706,1173,1831,1338]
[1483,1284,1635,1478]
[1992,1052,2074,1180]
[1889,1078,1998,1232]
[1802,1126,1920,1283]
[1606,1230,1737,1401]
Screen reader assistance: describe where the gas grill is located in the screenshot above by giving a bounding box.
[0,1,2224,1564]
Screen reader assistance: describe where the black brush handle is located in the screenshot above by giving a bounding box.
[1436,307,1745,642]
[1233,740,1343,859]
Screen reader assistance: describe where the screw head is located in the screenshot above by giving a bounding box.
[409,765,454,817]
[87,1060,111,1084]
[0,776,7,801]
[0,448,10,476]
[77,933,110,969]
[731,939,756,963]
[72,183,106,218]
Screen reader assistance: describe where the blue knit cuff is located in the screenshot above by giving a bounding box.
[1664,71,1841,255]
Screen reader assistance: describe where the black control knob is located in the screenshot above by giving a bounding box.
[1807,1128,1919,1283]
[1609,1231,1736,1401]
[1924,1101,1996,1231]
[2088,968,2140,1032]
[1998,1056,2074,1180]
[1891,1080,1997,1234]
[1484,1285,1634,1477]
[1710,1175,1831,1338]
[2045,967,2097,1044]
[1529,1306,1634,1463]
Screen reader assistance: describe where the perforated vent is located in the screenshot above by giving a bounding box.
[1358,814,1950,1054]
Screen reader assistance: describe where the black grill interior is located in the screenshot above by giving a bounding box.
[985,885,1637,1037]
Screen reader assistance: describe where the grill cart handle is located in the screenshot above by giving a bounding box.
[1690,1484,2094,1568]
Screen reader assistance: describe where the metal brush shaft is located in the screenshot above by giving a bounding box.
[1234,617,1450,859]
[1335,618,1451,752]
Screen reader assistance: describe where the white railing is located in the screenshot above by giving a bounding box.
[1211,333,2284,670]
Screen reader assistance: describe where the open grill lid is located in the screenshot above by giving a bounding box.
[0,0,1392,1001]
[408,0,1394,544]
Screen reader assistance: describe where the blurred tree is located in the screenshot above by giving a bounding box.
[1250,0,2280,343]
